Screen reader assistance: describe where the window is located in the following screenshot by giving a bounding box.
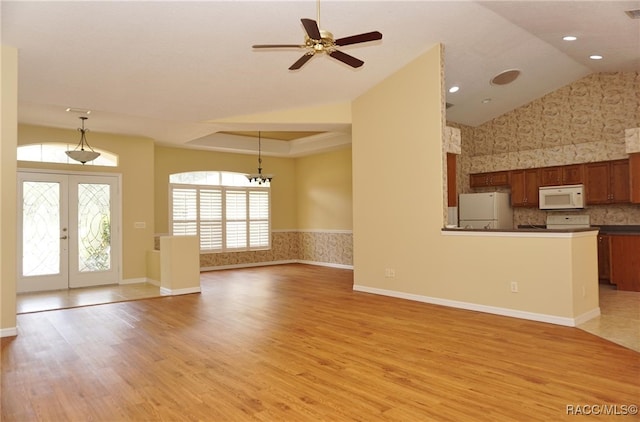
[169,172,270,252]
[17,143,118,167]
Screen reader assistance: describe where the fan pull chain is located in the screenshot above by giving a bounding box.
[316,0,321,29]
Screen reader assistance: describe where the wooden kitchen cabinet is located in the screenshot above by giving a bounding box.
[630,153,640,204]
[597,234,611,282]
[447,153,457,206]
[469,171,509,188]
[609,234,640,292]
[510,168,539,207]
[561,164,584,185]
[585,159,630,204]
[538,164,583,187]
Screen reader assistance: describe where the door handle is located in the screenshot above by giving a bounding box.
[60,235,68,240]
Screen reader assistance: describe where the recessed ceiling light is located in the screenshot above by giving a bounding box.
[563,35,577,41]
[481,98,492,104]
[448,86,460,93]
[589,55,603,60]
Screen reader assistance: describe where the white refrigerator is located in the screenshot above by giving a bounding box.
[458,192,513,229]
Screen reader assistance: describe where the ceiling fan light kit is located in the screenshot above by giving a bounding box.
[252,2,382,71]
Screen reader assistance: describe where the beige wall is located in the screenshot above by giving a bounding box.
[295,147,352,230]
[154,145,353,268]
[17,124,155,281]
[1,46,18,334]
[453,71,640,226]
[352,44,445,292]
[154,145,297,232]
[352,44,598,323]
[436,232,598,319]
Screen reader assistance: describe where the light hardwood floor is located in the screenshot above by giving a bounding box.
[16,282,163,314]
[3,264,639,421]
[16,270,640,352]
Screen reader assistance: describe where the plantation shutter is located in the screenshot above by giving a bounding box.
[199,189,222,250]
[172,188,197,236]
[170,173,271,252]
[249,190,269,248]
[226,190,247,249]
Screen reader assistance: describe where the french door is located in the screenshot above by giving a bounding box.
[17,171,121,293]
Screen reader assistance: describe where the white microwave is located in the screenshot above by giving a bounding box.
[539,184,584,210]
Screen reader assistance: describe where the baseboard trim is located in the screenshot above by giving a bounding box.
[297,260,354,270]
[160,286,201,296]
[1,327,18,338]
[573,307,601,325]
[200,260,353,272]
[352,285,596,327]
[120,277,147,285]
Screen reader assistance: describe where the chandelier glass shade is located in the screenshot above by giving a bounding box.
[66,116,100,164]
[246,131,273,184]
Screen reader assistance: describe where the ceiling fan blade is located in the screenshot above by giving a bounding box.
[253,44,304,49]
[335,31,383,47]
[329,50,364,68]
[301,18,321,40]
[289,53,314,70]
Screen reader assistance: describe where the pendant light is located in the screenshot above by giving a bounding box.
[66,116,100,164]
[246,131,273,184]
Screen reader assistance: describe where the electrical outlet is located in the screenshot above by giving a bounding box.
[385,268,396,278]
[510,281,518,293]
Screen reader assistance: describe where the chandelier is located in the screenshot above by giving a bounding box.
[65,116,100,164]
[246,131,273,184]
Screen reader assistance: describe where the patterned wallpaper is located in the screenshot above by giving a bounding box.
[155,231,353,270]
[449,72,640,226]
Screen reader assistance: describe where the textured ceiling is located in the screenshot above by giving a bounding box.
[2,1,639,156]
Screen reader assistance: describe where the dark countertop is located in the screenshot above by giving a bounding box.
[487,225,640,235]
[443,225,640,234]
[443,227,598,233]
[593,225,640,235]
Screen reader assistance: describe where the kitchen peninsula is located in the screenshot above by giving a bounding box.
[439,227,600,327]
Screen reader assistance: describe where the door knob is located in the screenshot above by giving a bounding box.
[60,235,68,240]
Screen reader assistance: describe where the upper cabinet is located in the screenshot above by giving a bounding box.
[585,159,630,205]
[539,164,583,187]
[469,159,636,206]
[510,169,539,207]
[469,171,509,188]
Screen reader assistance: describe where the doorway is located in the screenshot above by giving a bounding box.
[17,171,121,293]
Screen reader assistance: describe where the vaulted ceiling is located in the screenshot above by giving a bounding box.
[3,1,639,156]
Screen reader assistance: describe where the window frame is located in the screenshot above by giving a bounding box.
[17,143,118,167]
[169,172,271,253]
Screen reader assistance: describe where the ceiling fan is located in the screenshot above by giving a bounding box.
[252,2,382,70]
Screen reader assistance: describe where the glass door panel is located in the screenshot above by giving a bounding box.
[18,174,68,292]
[77,183,111,273]
[68,175,119,288]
